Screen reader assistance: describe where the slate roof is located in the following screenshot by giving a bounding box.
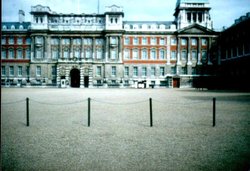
[2,22,31,30]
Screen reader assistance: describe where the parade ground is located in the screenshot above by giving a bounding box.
[1,88,250,171]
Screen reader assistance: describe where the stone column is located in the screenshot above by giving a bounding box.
[81,37,84,60]
[31,36,35,60]
[47,36,51,60]
[57,66,61,87]
[92,37,96,60]
[119,36,122,62]
[167,35,171,65]
[59,37,62,59]
[44,36,47,59]
[177,37,181,65]
[187,37,192,65]
[105,36,109,62]
[197,37,202,65]
[207,37,212,65]
[70,38,73,59]
[80,66,84,88]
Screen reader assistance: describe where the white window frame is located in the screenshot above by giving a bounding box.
[96,49,102,59]
[124,49,130,60]
[9,49,14,59]
[111,66,116,76]
[142,67,147,77]
[36,66,41,76]
[9,66,14,76]
[150,49,156,60]
[96,66,102,76]
[192,38,197,46]
[18,66,22,76]
[142,49,148,60]
[142,37,147,45]
[1,66,6,76]
[132,49,139,59]
[124,37,129,45]
[9,37,14,44]
[151,37,157,45]
[159,49,165,60]
[171,51,176,60]
[171,38,177,45]
[160,38,165,45]
[151,67,156,76]
[133,37,139,45]
[17,49,23,59]
[1,49,6,59]
[124,67,129,77]
[17,37,23,45]
[160,67,165,76]
[133,66,138,77]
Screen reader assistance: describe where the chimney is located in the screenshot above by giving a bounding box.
[19,10,25,23]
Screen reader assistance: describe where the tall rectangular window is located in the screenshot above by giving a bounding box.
[133,67,138,76]
[151,67,156,76]
[110,37,116,44]
[192,38,197,46]
[86,48,92,58]
[159,49,165,60]
[171,38,177,45]
[18,66,22,76]
[9,66,14,76]
[52,49,59,59]
[1,49,6,59]
[9,37,14,44]
[111,66,116,76]
[202,38,207,46]
[36,49,42,58]
[124,66,129,77]
[96,66,101,76]
[36,66,41,76]
[192,50,197,60]
[63,49,69,58]
[124,49,130,60]
[151,49,156,60]
[51,38,59,45]
[142,67,147,77]
[160,67,165,76]
[2,37,6,44]
[17,49,23,59]
[171,51,176,60]
[181,38,187,45]
[63,38,70,45]
[97,49,102,59]
[111,50,116,59]
[202,50,207,61]
[133,49,138,59]
[9,49,14,59]
[73,38,81,45]
[151,37,156,45]
[142,49,148,60]
[142,37,147,45]
[25,49,31,59]
[52,66,57,76]
[181,50,187,60]
[17,37,23,44]
[1,66,6,76]
[74,49,80,58]
[133,37,139,45]
[124,37,129,45]
[160,38,165,45]
[26,38,31,45]
[171,66,176,74]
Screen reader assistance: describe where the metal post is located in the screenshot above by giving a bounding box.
[26,97,29,127]
[88,97,91,127]
[213,97,216,127]
[149,98,153,127]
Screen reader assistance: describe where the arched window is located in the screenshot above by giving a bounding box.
[19,25,24,29]
[11,25,15,29]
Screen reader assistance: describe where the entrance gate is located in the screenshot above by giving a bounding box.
[70,69,80,88]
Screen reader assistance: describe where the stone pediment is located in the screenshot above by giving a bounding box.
[177,24,215,35]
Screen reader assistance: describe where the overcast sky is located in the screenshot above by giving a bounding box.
[2,0,250,30]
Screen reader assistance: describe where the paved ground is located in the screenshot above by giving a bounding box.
[1,88,250,171]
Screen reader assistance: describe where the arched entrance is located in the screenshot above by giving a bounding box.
[70,69,80,88]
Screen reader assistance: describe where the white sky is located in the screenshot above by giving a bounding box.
[2,0,250,30]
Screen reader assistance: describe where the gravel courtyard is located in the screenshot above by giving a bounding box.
[1,88,250,171]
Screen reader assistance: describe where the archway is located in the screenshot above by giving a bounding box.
[70,69,80,88]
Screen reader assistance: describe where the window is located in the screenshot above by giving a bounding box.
[86,48,92,58]
[52,66,57,76]
[171,38,176,45]
[192,38,197,46]
[111,49,116,59]
[159,49,165,60]
[26,38,31,45]
[96,39,103,45]
[9,49,14,59]
[25,49,31,59]
[36,48,42,58]
[133,37,139,45]
[63,49,69,58]
[17,37,23,44]
[9,37,14,44]
[171,51,176,60]
[133,67,138,76]
[181,67,187,75]
[51,38,59,45]
[160,67,165,76]
[151,67,156,76]
[2,37,6,44]
[26,66,30,76]
[74,49,80,58]
[9,66,14,76]
[124,67,129,77]
[124,37,129,45]
[142,37,147,45]
[2,66,6,76]
[132,49,139,59]
[160,38,165,45]
[192,50,197,60]
[17,49,23,59]
[192,67,196,75]
[52,49,59,59]
[141,49,147,60]
[150,49,156,60]
[142,67,147,77]
[111,66,116,76]
[202,50,207,61]
[124,49,130,60]
[18,66,22,76]
[97,49,102,59]
[181,50,187,60]
[36,66,41,76]
[63,38,70,45]
[35,37,43,44]
[74,38,81,45]
[171,66,176,74]
[181,39,187,45]
[110,37,116,44]
[151,37,156,45]
[1,49,6,59]
[96,66,102,76]
[202,38,207,46]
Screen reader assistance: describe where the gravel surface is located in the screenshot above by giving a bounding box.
[1,88,250,171]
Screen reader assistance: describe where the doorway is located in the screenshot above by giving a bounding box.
[70,69,80,88]
[173,78,180,88]
[84,76,89,88]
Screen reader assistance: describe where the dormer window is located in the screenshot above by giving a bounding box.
[11,25,15,29]
[3,25,7,29]
[19,25,24,29]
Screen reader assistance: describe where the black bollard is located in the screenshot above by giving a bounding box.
[88,98,91,127]
[26,98,29,127]
[149,98,153,127]
[213,97,216,127]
